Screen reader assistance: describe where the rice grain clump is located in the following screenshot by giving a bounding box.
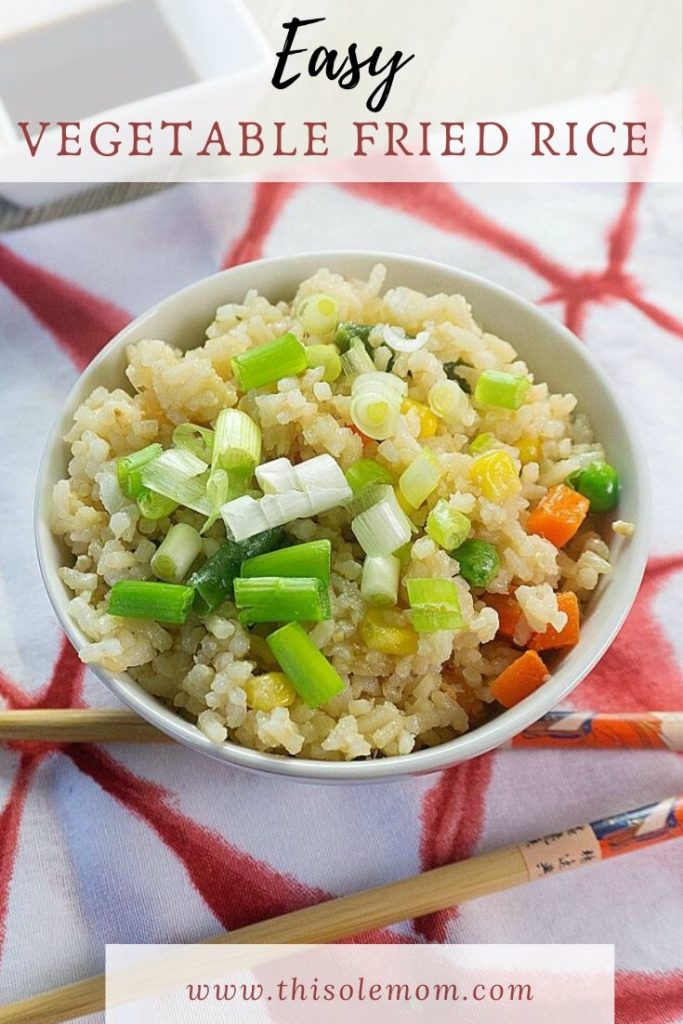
[52,265,622,761]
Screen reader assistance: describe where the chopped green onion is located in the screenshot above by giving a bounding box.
[234,576,330,625]
[206,409,260,526]
[350,371,407,440]
[255,457,298,495]
[108,580,194,625]
[205,466,229,510]
[469,432,496,454]
[426,500,471,550]
[453,539,501,587]
[394,541,412,565]
[188,528,283,614]
[341,337,375,378]
[223,455,351,541]
[267,622,345,708]
[304,344,342,382]
[351,489,412,556]
[345,458,393,494]
[298,292,339,336]
[406,577,463,633]
[140,448,211,515]
[567,460,620,512]
[398,448,442,509]
[172,424,214,464]
[335,321,372,353]
[443,360,473,394]
[150,523,203,584]
[361,554,400,606]
[427,380,471,425]
[241,539,331,586]
[117,444,163,499]
[231,332,307,391]
[381,324,428,354]
[474,369,530,410]
[344,482,392,519]
[212,409,261,473]
[202,466,246,536]
[137,489,179,521]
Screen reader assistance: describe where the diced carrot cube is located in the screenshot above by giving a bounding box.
[491,650,550,708]
[526,484,590,547]
[529,592,581,651]
[484,592,522,640]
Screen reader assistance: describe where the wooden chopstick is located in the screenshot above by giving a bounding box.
[0,709,169,744]
[1,709,682,750]
[2,793,681,1024]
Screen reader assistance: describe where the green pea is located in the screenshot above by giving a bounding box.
[567,461,620,513]
[453,539,501,588]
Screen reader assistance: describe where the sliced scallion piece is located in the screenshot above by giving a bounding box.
[345,458,393,494]
[241,539,331,586]
[222,454,351,541]
[298,292,339,336]
[443,359,473,394]
[234,576,330,625]
[361,554,400,607]
[117,444,163,499]
[266,622,345,708]
[304,344,342,382]
[350,371,407,440]
[351,488,412,556]
[344,482,392,519]
[474,369,530,410]
[427,379,471,425]
[398,448,443,509]
[341,337,375,378]
[140,448,211,515]
[469,432,496,454]
[406,577,463,633]
[426,500,471,551]
[150,522,203,584]
[108,580,194,625]
[212,409,261,473]
[256,457,298,495]
[205,467,229,515]
[231,332,307,391]
[205,409,261,529]
[334,322,372,353]
[188,528,283,615]
[172,424,214,464]
[137,488,179,521]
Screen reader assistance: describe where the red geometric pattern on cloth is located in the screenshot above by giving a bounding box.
[0,182,681,1022]
[0,242,130,370]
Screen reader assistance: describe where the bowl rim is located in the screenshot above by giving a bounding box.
[35,249,651,782]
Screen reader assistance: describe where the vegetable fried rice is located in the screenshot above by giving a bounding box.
[51,264,626,760]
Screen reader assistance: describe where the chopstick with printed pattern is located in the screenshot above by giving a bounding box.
[0,708,682,749]
[2,793,682,1024]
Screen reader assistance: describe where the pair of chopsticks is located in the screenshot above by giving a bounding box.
[2,791,682,1024]
[0,708,681,749]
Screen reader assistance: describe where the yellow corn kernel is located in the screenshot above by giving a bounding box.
[360,608,419,656]
[470,449,521,502]
[517,436,540,465]
[244,672,296,712]
[401,398,438,438]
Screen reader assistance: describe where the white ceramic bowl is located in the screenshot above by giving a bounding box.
[35,251,650,782]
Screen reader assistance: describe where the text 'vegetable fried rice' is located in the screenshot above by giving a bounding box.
[52,265,615,760]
